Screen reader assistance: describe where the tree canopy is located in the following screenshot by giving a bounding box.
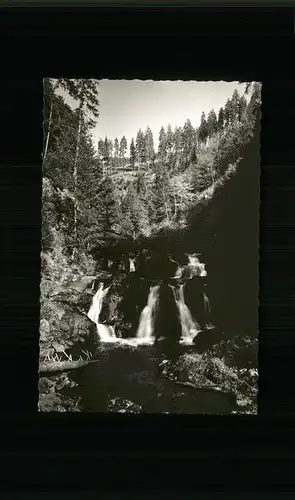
[42,80,261,265]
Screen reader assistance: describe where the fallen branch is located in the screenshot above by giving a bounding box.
[173,379,219,392]
[171,379,237,403]
[39,358,96,376]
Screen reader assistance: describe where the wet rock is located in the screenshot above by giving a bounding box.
[50,312,95,345]
[52,342,66,353]
[193,327,224,352]
[39,392,62,411]
[59,319,70,332]
[236,397,252,408]
[71,313,95,338]
[40,319,50,341]
[108,397,142,413]
[52,289,92,313]
[71,276,96,293]
[154,282,181,344]
[38,390,79,412]
[38,377,55,393]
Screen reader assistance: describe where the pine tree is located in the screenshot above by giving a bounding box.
[43,90,77,189]
[119,135,128,168]
[43,78,60,163]
[230,89,241,122]
[173,127,182,155]
[166,124,174,158]
[121,180,149,239]
[169,174,194,221]
[120,183,136,238]
[206,109,218,137]
[224,98,235,127]
[246,82,261,126]
[108,139,114,158]
[135,129,146,169]
[173,126,183,171]
[98,139,105,160]
[130,138,136,170]
[198,112,208,144]
[114,137,119,168]
[43,77,76,163]
[76,130,104,253]
[158,126,167,163]
[152,164,171,225]
[103,136,110,176]
[43,91,100,257]
[181,119,195,168]
[144,126,155,165]
[217,107,224,131]
[238,95,247,122]
[63,79,99,258]
[94,176,122,249]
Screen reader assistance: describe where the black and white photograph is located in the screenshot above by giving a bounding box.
[39,79,260,414]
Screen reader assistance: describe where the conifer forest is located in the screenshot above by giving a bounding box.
[39,79,261,414]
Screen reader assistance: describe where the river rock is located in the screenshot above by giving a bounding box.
[38,392,64,412]
[38,377,55,393]
[40,319,50,341]
[70,276,97,293]
[52,342,66,353]
[52,312,95,343]
[236,397,251,408]
[59,319,70,332]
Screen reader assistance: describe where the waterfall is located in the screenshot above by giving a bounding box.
[87,282,117,343]
[170,284,202,345]
[87,281,159,347]
[136,285,160,343]
[203,292,214,329]
[129,258,136,273]
[96,324,117,342]
[174,254,207,280]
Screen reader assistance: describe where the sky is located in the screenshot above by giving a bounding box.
[58,79,247,150]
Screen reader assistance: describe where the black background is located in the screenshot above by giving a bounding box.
[0,3,294,493]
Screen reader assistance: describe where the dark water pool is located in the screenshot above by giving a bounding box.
[68,345,238,414]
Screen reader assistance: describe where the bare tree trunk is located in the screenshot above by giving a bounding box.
[210,167,215,184]
[72,103,83,260]
[173,191,177,218]
[39,358,93,375]
[163,189,170,223]
[43,80,60,163]
[43,100,54,163]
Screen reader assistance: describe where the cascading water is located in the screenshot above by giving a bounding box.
[136,285,160,344]
[129,258,136,273]
[87,281,159,347]
[86,253,212,348]
[174,256,206,280]
[170,284,202,345]
[203,291,214,329]
[87,282,117,343]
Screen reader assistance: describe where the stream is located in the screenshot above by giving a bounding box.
[39,253,258,414]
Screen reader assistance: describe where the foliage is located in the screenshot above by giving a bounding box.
[42,79,261,264]
[40,80,260,413]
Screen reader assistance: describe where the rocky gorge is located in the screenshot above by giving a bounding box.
[39,80,260,414]
[39,247,258,414]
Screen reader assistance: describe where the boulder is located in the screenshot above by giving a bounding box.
[40,319,50,341]
[52,342,67,353]
[50,311,95,345]
[70,276,96,294]
[59,319,70,332]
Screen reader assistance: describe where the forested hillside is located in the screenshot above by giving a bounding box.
[39,80,260,413]
[42,79,261,278]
